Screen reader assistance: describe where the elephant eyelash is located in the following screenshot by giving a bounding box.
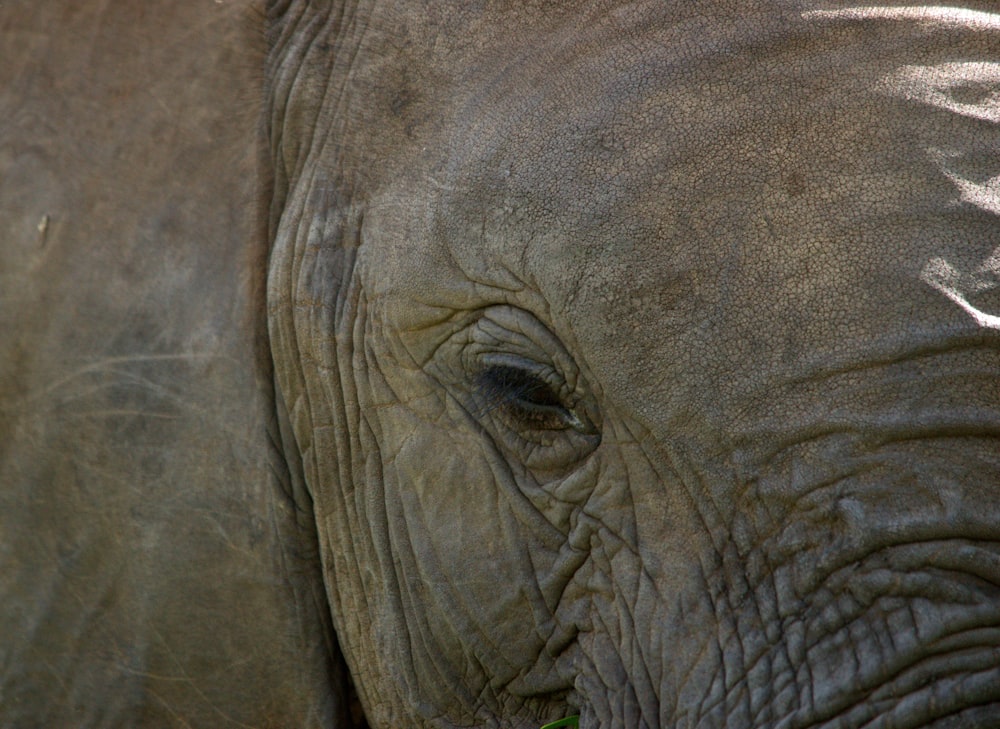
[477,364,562,405]
[474,364,587,432]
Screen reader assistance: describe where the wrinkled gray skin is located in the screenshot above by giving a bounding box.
[3,1,1000,728]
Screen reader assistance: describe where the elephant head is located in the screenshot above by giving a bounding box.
[265,1,1000,727]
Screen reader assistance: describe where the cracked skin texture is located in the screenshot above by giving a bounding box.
[3,1,1000,728]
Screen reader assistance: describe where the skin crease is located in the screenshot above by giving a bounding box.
[266,1,1000,727]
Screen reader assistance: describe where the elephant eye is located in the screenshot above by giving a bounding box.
[476,364,594,434]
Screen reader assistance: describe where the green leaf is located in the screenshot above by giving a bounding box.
[540,717,580,729]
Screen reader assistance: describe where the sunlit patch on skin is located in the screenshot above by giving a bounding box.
[878,62,1000,124]
[928,146,1000,217]
[803,6,1000,32]
[923,249,1000,330]
[869,50,1000,332]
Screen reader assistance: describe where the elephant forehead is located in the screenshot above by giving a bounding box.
[370,13,789,295]
[361,4,1000,440]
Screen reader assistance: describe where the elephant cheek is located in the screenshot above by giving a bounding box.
[550,443,725,728]
[360,407,575,721]
[562,435,1000,729]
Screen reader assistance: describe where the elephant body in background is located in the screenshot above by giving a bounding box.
[1,3,345,726]
[3,1,1000,727]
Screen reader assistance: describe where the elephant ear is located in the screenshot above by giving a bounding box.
[0,2,359,726]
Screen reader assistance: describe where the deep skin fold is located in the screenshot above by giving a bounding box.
[264,2,1000,728]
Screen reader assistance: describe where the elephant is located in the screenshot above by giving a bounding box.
[2,0,999,727]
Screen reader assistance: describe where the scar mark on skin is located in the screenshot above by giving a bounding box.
[37,214,49,246]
